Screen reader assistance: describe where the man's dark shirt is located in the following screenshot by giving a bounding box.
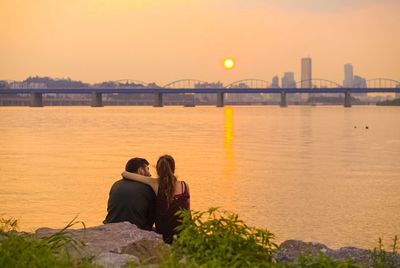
[103,178,156,231]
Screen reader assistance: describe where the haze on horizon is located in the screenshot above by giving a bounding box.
[0,0,399,85]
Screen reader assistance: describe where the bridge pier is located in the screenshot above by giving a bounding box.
[30,93,43,107]
[91,93,103,107]
[344,91,352,108]
[154,92,163,107]
[184,94,195,107]
[280,92,287,107]
[216,92,224,107]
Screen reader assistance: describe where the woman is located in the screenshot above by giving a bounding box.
[122,154,190,244]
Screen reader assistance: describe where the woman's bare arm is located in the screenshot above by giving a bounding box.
[121,171,159,193]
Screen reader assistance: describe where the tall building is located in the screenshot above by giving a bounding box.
[301,57,312,88]
[300,57,312,101]
[281,72,296,88]
[353,75,366,88]
[271,76,279,88]
[354,75,368,97]
[343,64,354,87]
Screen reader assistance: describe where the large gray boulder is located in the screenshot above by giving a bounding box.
[36,222,168,268]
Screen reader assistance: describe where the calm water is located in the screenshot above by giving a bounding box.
[0,106,399,248]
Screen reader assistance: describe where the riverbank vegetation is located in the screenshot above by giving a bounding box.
[0,217,97,268]
[1,210,398,268]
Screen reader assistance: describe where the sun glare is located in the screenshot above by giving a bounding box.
[223,58,235,69]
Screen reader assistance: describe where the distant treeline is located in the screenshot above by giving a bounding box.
[0,76,160,89]
[24,76,90,88]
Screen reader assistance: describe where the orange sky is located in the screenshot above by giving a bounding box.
[0,0,399,85]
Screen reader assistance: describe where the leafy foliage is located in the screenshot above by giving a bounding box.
[161,208,400,268]
[166,207,279,267]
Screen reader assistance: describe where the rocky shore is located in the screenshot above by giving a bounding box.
[33,222,399,267]
[35,222,167,267]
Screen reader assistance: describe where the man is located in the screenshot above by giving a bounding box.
[103,157,156,231]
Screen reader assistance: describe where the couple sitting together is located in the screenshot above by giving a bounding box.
[103,155,190,244]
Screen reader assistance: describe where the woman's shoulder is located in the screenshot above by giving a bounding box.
[176,180,190,196]
[176,179,189,187]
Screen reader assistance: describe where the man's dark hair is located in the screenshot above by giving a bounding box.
[125,158,149,173]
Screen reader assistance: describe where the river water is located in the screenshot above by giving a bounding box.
[0,106,399,248]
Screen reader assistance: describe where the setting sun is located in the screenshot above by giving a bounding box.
[223,58,235,69]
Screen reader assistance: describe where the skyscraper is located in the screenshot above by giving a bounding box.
[343,64,354,87]
[281,72,296,88]
[353,75,366,88]
[345,64,367,97]
[353,75,368,97]
[301,57,312,88]
[301,57,312,101]
[271,76,279,88]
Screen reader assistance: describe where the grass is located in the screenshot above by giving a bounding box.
[0,217,18,232]
[369,236,399,268]
[285,253,362,268]
[0,216,98,268]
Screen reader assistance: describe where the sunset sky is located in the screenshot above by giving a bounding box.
[0,0,399,85]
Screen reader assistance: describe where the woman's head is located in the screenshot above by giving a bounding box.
[156,155,175,176]
[156,155,176,204]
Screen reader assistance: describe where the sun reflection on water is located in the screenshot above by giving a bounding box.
[222,107,236,210]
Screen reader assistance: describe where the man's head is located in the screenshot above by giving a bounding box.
[125,157,151,177]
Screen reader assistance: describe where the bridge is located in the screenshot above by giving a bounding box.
[1,78,399,108]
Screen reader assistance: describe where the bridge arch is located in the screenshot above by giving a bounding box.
[366,78,400,88]
[224,79,272,89]
[163,79,211,88]
[289,78,343,88]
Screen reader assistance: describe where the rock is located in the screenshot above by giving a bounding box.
[36,222,166,267]
[277,240,400,266]
[119,239,170,264]
[277,240,332,262]
[93,252,139,268]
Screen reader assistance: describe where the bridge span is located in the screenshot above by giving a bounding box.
[1,87,399,108]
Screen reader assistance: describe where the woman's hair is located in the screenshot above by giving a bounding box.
[156,155,176,205]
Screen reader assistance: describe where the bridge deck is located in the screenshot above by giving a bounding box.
[1,88,399,94]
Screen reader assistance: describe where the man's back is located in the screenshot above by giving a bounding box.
[104,178,156,230]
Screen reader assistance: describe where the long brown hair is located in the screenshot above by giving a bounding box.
[156,155,176,205]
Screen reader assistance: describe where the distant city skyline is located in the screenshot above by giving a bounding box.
[0,0,399,84]
[3,59,399,89]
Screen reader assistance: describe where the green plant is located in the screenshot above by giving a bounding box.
[0,217,98,268]
[166,207,279,267]
[369,236,399,268]
[0,217,18,232]
[287,252,361,268]
[42,216,86,258]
